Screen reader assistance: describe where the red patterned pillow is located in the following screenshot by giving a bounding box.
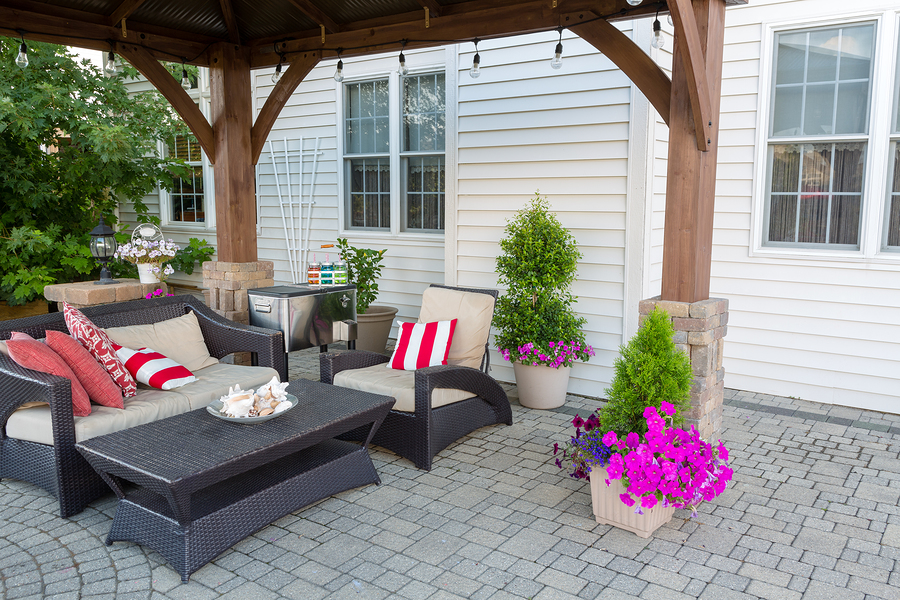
[388,320,457,370]
[63,303,137,398]
[6,336,92,417]
[113,344,197,390]
[46,330,124,409]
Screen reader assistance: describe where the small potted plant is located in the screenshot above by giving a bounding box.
[336,238,396,353]
[494,192,594,409]
[114,238,179,284]
[553,308,733,537]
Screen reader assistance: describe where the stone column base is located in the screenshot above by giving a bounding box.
[202,261,275,365]
[638,296,729,440]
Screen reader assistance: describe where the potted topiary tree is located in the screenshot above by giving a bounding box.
[336,238,396,353]
[494,192,594,409]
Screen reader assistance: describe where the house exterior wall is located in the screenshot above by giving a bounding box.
[710,0,900,413]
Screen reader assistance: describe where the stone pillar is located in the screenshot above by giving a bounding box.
[638,296,729,440]
[202,261,275,365]
[44,279,168,311]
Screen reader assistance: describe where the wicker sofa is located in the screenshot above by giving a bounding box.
[0,295,286,517]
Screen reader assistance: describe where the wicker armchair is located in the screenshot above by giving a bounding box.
[0,295,285,517]
[320,285,513,470]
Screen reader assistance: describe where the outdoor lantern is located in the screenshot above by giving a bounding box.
[89,216,118,285]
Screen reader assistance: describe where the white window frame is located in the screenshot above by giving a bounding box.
[334,48,456,241]
[159,68,216,231]
[750,10,899,263]
[881,13,900,252]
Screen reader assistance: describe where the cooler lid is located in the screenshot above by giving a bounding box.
[248,284,356,298]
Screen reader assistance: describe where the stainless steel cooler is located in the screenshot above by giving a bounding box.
[247,284,357,353]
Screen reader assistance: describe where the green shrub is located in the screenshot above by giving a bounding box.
[336,238,386,314]
[599,307,693,436]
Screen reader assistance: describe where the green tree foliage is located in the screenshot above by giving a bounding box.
[0,38,191,304]
[599,308,693,436]
[493,192,592,361]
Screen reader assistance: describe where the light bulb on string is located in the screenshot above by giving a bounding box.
[470,39,481,79]
[550,28,563,70]
[651,14,665,49]
[181,64,192,90]
[334,59,344,82]
[398,50,408,76]
[104,51,117,77]
[626,0,642,6]
[272,60,283,84]
[667,13,674,27]
[16,40,28,69]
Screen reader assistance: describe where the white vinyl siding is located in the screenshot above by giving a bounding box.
[456,27,638,397]
[713,0,900,413]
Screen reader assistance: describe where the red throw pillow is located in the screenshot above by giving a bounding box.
[63,303,137,398]
[388,320,458,370]
[46,330,124,409]
[6,337,92,417]
[113,344,197,390]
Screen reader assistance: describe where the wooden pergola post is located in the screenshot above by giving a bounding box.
[209,42,257,263]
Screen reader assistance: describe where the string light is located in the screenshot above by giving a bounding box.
[333,48,344,82]
[651,10,664,50]
[271,55,284,84]
[470,38,481,79]
[181,61,192,90]
[15,35,28,69]
[626,0,642,5]
[398,40,408,76]
[667,13,674,27]
[104,50,118,76]
[550,27,563,70]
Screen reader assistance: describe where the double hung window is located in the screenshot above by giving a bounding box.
[343,72,446,233]
[886,44,900,249]
[763,23,875,249]
[168,135,206,224]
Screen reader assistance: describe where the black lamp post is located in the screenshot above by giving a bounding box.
[89,216,118,285]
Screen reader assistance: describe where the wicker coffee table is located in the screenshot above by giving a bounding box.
[75,379,393,582]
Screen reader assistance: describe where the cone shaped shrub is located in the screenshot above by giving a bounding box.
[600,307,693,437]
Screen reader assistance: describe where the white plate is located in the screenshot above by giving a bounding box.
[206,394,297,424]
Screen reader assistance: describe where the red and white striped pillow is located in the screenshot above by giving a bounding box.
[112,344,197,390]
[388,320,457,370]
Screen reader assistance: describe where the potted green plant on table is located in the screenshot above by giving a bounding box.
[336,238,396,353]
[494,192,594,409]
[553,308,733,538]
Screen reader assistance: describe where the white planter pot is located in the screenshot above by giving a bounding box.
[137,263,160,284]
[590,469,675,538]
[512,362,571,409]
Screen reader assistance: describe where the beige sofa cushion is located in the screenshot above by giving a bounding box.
[174,363,280,410]
[334,363,472,413]
[5,363,281,444]
[104,311,218,372]
[417,287,494,369]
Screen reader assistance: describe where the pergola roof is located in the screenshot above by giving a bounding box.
[2,0,745,69]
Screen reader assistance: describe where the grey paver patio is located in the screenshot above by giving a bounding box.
[2,345,900,599]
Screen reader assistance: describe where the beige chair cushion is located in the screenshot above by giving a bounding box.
[4,363,280,444]
[104,311,218,372]
[417,287,494,369]
[6,388,192,445]
[174,363,280,410]
[334,364,473,413]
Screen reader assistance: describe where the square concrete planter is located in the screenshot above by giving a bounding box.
[590,470,675,538]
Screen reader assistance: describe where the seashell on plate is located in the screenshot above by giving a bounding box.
[217,380,291,418]
[273,400,292,414]
[256,376,289,401]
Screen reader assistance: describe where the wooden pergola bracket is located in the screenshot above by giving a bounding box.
[669,0,713,151]
[116,43,216,164]
[251,51,321,164]
[571,18,672,126]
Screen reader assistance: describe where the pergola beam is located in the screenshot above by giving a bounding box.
[415,0,442,17]
[116,43,216,164]
[107,0,147,27]
[218,0,241,44]
[571,17,671,125]
[251,51,321,164]
[286,0,340,34]
[669,0,713,151]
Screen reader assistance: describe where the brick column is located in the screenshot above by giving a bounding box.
[44,279,168,310]
[638,296,729,440]
[202,261,274,365]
